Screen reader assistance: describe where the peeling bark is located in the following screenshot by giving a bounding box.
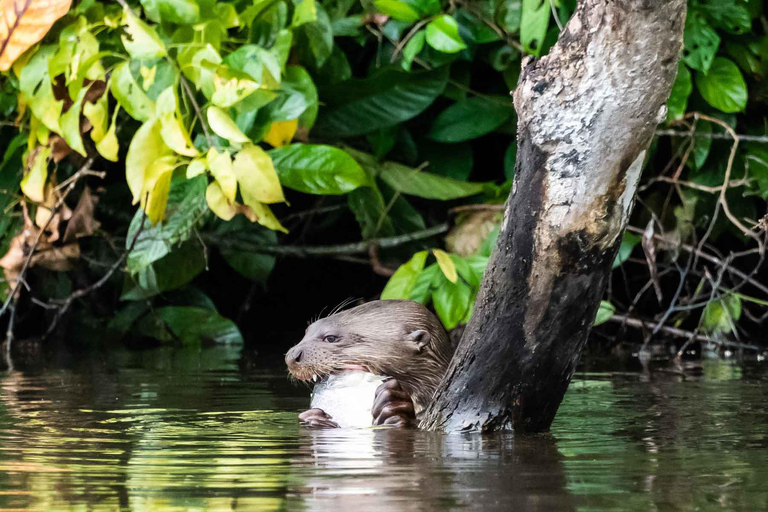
[422,0,686,433]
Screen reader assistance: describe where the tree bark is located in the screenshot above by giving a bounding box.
[421,0,686,433]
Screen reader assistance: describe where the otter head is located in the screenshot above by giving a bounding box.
[285,300,453,415]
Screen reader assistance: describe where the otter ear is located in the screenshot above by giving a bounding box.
[408,329,430,352]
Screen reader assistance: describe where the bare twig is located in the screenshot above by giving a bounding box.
[655,129,768,144]
[606,314,764,352]
[203,223,450,257]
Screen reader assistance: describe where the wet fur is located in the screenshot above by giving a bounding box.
[285,300,453,417]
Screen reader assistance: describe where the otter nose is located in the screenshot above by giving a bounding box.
[285,347,303,367]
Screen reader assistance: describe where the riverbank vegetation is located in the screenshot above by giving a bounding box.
[0,0,767,359]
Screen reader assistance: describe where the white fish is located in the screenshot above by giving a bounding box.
[310,371,387,428]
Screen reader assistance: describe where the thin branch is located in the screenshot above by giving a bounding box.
[655,129,768,144]
[180,75,214,147]
[606,314,764,352]
[203,223,450,257]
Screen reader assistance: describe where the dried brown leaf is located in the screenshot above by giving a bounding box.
[63,186,99,243]
[0,0,73,71]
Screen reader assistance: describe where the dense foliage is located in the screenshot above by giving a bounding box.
[0,0,766,351]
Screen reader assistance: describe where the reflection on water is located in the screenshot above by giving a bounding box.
[0,347,766,511]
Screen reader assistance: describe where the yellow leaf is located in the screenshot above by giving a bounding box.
[233,144,285,205]
[433,249,458,283]
[143,161,174,225]
[186,157,207,179]
[205,181,238,221]
[243,201,288,233]
[211,73,258,108]
[206,106,250,144]
[20,146,51,203]
[84,90,108,143]
[126,118,171,204]
[140,64,156,90]
[121,8,166,60]
[156,86,199,157]
[0,0,72,71]
[263,119,298,148]
[95,106,120,162]
[207,148,237,201]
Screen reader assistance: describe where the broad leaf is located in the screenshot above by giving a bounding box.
[433,249,457,283]
[233,144,285,204]
[682,10,720,73]
[137,306,243,345]
[521,0,549,56]
[696,57,747,113]
[381,251,429,299]
[429,96,514,142]
[314,67,448,137]
[125,118,172,204]
[425,15,466,54]
[270,144,368,194]
[126,175,209,273]
[121,8,167,60]
[111,62,155,121]
[140,0,200,25]
[593,301,615,326]
[371,157,486,200]
[666,63,693,122]
[208,106,251,143]
[0,0,72,71]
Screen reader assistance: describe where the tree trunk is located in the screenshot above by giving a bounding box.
[421,0,686,433]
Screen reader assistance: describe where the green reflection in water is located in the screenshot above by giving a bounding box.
[0,347,765,512]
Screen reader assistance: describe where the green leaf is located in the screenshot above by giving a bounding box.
[593,301,615,327]
[409,263,439,304]
[694,0,752,35]
[137,306,243,345]
[111,61,155,121]
[292,0,317,26]
[428,96,514,142]
[374,0,420,22]
[122,241,206,300]
[18,47,62,133]
[521,0,550,56]
[349,189,396,239]
[213,216,277,282]
[315,67,448,137]
[432,276,472,330]
[702,294,741,335]
[60,86,89,157]
[682,10,720,73]
[121,9,167,60]
[260,65,318,124]
[420,141,473,181]
[696,57,748,113]
[612,232,641,269]
[401,30,426,71]
[425,15,467,54]
[691,121,712,170]
[126,175,209,273]
[270,144,368,194]
[666,63,693,122]
[364,156,485,200]
[381,251,429,299]
[140,0,200,24]
[296,3,334,67]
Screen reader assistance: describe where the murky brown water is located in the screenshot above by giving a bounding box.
[0,346,766,511]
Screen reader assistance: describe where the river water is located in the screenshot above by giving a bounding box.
[0,346,766,511]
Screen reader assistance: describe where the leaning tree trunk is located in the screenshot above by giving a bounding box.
[422,0,686,433]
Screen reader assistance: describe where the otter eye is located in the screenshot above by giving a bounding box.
[323,335,339,343]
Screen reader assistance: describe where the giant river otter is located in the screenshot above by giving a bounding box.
[285,300,453,428]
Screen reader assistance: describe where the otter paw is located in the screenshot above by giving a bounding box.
[372,378,416,428]
[299,408,340,428]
